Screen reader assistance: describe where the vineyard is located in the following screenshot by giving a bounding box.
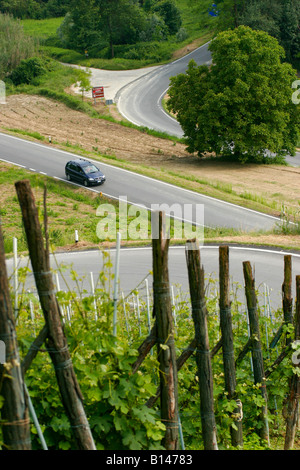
[0,179,299,451]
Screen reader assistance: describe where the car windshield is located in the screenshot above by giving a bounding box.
[83,164,99,174]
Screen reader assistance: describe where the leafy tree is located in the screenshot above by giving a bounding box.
[153,1,182,35]
[0,0,71,19]
[57,0,101,52]
[190,0,300,65]
[9,56,50,85]
[279,0,300,63]
[61,0,147,57]
[167,26,300,163]
[95,0,147,58]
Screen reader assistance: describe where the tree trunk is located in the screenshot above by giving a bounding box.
[152,211,179,450]
[0,217,31,450]
[185,239,218,450]
[15,180,96,450]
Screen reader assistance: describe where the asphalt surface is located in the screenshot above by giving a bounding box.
[116,42,212,137]
[0,132,279,231]
[6,246,300,312]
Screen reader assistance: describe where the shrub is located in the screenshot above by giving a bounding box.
[0,13,37,79]
[9,56,49,85]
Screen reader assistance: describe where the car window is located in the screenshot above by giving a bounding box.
[83,164,99,174]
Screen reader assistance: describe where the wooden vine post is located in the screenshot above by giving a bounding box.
[243,261,269,445]
[282,255,293,345]
[185,238,218,450]
[270,255,293,350]
[15,180,96,450]
[284,275,300,450]
[0,217,31,450]
[219,246,243,447]
[152,211,179,450]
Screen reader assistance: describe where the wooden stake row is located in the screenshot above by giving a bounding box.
[0,182,299,451]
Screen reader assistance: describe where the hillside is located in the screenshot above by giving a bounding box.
[1,93,300,252]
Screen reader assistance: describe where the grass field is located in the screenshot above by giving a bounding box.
[21,16,63,39]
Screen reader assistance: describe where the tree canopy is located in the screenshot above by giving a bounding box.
[191,0,300,67]
[167,26,300,163]
[0,0,71,19]
[57,0,182,58]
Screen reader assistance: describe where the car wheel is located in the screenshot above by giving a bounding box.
[66,174,71,181]
[84,180,88,187]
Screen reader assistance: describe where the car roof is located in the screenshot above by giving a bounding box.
[68,159,93,167]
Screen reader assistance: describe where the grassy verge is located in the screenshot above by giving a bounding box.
[0,162,202,254]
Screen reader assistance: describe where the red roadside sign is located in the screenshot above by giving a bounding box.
[92,86,104,99]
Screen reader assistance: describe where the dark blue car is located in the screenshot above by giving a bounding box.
[65,159,106,187]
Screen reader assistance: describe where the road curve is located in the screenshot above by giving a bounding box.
[116,42,300,166]
[6,245,300,311]
[116,42,212,138]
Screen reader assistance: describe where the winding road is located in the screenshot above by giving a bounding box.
[1,42,299,312]
[116,42,300,167]
[117,42,211,137]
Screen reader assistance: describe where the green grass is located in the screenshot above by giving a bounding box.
[2,128,45,141]
[174,0,209,39]
[21,17,64,40]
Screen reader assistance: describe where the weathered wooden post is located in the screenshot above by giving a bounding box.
[219,246,243,447]
[243,261,269,445]
[152,211,179,450]
[284,275,300,450]
[270,255,293,349]
[185,238,218,450]
[15,180,96,450]
[282,255,293,345]
[0,217,31,449]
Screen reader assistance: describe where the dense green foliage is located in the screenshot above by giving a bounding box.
[167,26,300,163]
[8,56,53,85]
[0,0,71,19]
[0,254,298,450]
[190,0,300,66]
[0,13,37,79]
[57,0,183,58]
